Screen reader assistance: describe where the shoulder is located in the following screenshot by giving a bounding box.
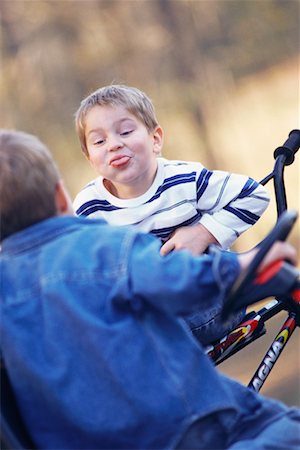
[73,178,101,210]
[159,157,204,176]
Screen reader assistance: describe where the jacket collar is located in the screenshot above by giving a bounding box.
[1,216,85,255]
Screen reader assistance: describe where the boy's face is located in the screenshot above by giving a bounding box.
[84,104,163,198]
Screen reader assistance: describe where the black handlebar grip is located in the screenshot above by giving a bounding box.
[273,129,300,165]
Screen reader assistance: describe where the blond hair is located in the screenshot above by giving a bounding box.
[0,129,60,241]
[75,84,159,156]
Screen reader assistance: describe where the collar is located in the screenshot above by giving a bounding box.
[1,216,89,255]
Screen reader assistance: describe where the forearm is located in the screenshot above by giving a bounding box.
[160,223,219,256]
[199,183,270,248]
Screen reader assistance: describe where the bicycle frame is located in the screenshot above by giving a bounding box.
[205,130,300,392]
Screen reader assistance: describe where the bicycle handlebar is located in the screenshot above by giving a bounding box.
[222,210,298,319]
[273,129,300,165]
[260,129,300,217]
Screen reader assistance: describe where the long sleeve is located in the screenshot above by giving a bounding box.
[124,232,240,317]
[196,168,270,248]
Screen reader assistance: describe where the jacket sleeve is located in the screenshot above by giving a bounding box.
[123,231,240,317]
[195,167,270,248]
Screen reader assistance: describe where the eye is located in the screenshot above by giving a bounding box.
[94,138,105,145]
[120,130,133,137]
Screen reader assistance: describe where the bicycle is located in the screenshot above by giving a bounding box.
[203,129,300,393]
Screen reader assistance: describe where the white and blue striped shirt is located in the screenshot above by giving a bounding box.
[73,158,270,248]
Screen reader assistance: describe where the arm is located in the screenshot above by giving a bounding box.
[196,169,270,249]
[124,232,296,318]
[160,223,219,256]
[161,165,270,256]
[126,232,240,317]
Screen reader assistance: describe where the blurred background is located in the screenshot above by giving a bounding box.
[1,0,299,406]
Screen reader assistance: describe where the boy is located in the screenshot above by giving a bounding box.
[73,84,270,343]
[1,128,299,449]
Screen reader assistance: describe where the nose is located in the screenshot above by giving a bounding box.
[107,134,124,151]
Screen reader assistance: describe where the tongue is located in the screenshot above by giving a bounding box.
[111,156,130,167]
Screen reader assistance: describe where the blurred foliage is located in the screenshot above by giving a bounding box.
[0,0,299,218]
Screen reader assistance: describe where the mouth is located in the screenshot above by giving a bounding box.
[109,155,131,168]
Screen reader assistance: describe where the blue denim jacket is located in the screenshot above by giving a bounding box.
[0,216,264,449]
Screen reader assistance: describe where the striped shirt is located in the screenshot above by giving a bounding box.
[73,158,270,249]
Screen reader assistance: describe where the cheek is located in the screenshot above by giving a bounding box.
[88,156,97,168]
[87,153,103,171]
[132,137,153,155]
[88,148,103,164]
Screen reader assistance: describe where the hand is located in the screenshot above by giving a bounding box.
[238,241,297,273]
[160,224,219,256]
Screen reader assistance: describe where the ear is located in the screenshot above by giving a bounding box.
[55,180,73,215]
[152,126,164,155]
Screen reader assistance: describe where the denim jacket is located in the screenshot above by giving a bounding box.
[0,216,263,449]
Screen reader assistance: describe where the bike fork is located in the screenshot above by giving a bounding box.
[248,313,297,392]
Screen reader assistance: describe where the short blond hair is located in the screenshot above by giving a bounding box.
[0,129,60,241]
[75,84,159,156]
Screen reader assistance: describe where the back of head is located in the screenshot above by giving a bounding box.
[0,130,60,241]
[75,84,159,156]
